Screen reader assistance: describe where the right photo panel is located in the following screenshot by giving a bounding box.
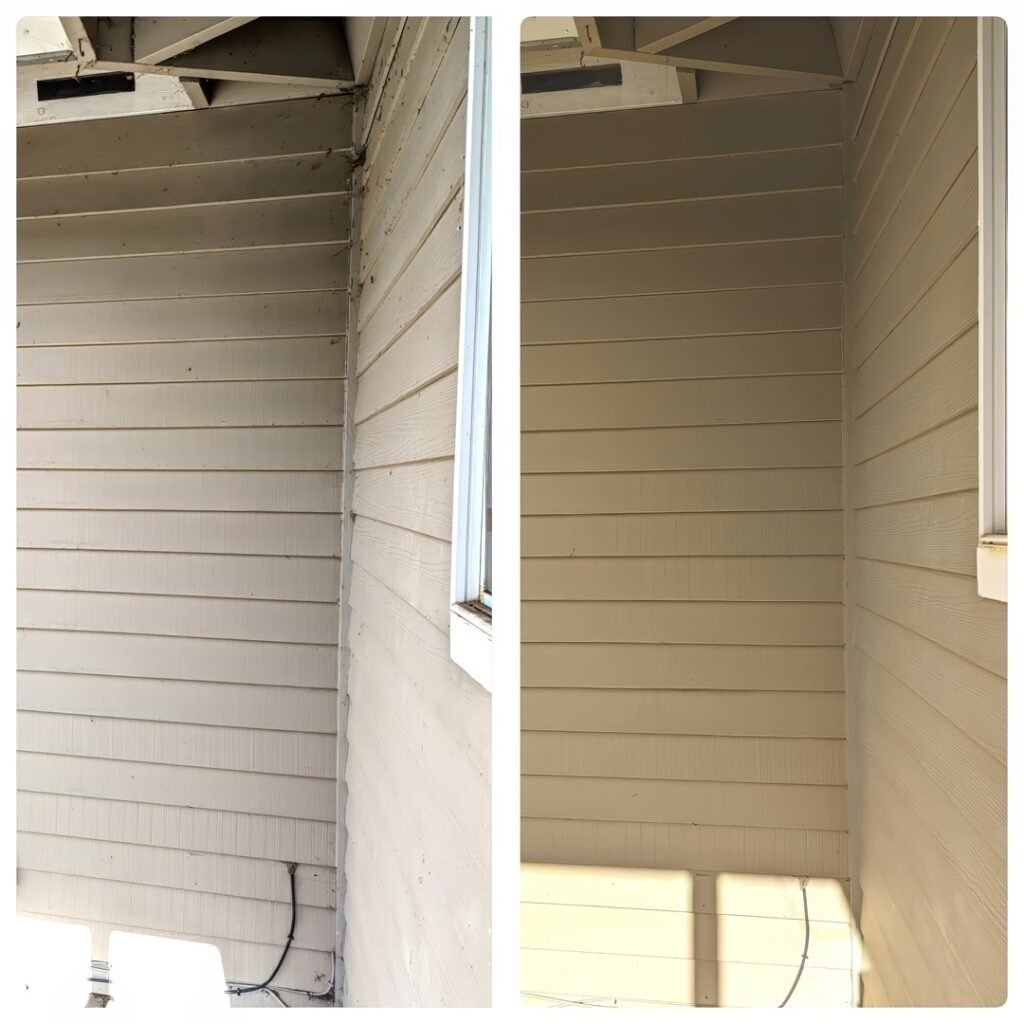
[520,16,1007,1009]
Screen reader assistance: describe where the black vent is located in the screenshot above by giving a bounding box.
[38,72,136,102]
[521,64,623,95]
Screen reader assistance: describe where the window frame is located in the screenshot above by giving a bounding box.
[977,16,1008,602]
[450,16,493,687]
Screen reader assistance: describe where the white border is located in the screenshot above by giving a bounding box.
[978,16,1008,602]
[450,16,494,687]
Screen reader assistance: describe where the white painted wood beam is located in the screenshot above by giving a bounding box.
[57,17,97,63]
[344,17,387,85]
[179,78,212,109]
[133,17,258,65]
[576,16,844,85]
[636,17,736,53]
[677,69,698,103]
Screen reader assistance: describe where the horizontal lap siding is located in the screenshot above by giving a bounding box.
[16,96,351,989]
[342,18,490,1007]
[843,18,1006,1006]
[521,88,848,889]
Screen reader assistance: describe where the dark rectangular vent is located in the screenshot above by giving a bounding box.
[38,72,136,102]
[521,64,623,95]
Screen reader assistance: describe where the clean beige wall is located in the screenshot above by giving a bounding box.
[843,16,1006,1006]
[16,97,351,994]
[521,90,848,881]
[341,17,491,1007]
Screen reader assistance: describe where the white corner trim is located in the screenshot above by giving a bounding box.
[977,537,1008,603]
[450,603,493,691]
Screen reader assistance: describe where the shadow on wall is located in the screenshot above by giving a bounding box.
[520,862,864,1008]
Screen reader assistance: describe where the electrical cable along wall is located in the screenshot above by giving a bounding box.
[16,95,352,998]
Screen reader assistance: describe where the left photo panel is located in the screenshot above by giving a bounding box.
[15,16,492,1009]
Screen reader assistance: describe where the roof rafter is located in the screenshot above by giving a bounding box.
[636,17,736,53]
[133,17,258,65]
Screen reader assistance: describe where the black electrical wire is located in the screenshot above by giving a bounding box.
[778,880,811,1008]
[228,862,298,997]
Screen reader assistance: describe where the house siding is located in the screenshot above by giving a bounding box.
[340,17,491,1006]
[843,16,1007,1006]
[521,88,848,882]
[16,96,351,993]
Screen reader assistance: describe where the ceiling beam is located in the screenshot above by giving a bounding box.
[344,17,387,85]
[635,18,736,53]
[133,17,258,65]
[179,78,212,109]
[57,17,97,63]
[578,16,844,85]
[677,69,698,103]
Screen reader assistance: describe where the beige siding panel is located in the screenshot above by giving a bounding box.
[350,517,449,634]
[522,332,842,385]
[854,560,1005,678]
[849,153,976,354]
[17,589,338,645]
[353,371,456,470]
[17,832,335,908]
[843,23,1006,1002]
[852,328,976,463]
[18,195,350,262]
[18,548,339,601]
[18,337,346,386]
[19,380,343,429]
[521,77,846,907]
[18,630,336,690]
[17,95,353,177]
[18,244,348,304]
[18,791,335,865]
[356,193,463,372]
[343,19,489,1006]
[18,509,339,556]
[17,152,352,218]
[523,555,843,602]
[18,290,346,345]
[853,608,1005,762]
[18,751,334,822]
[523,422,842,474]
[521,89,841,171]
[523,145,843,212]
[354,280,460,424]
[524,285,841,347]
[360,94,467,287]
[18,671,337,731]
[852,411,977,509]
[522,238,843,302]
[522,732,847,785]
[16,93,346,993]
[523,688,844,738]
[522,776,846,831]
[853,243,977,413]
[521,819,847,879]
[523,511,843,557]
[854,492,977,575]
[19,427,342,471]
[17,870,331,951]
[17,469,340,513]
[523,467,843,516]
[352,461,454,542]
[523,191,841,258]
[521,643,844,691]
[17,711,336,778]
[524,375,841,431]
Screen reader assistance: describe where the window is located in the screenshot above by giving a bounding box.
[450,17,492,687]
[978,17,1007,602]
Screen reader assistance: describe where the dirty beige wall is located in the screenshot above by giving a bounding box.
[843,17,1006,1006]
[521,90,848,881]
[16,97,350,994]
[341,18,491,1006]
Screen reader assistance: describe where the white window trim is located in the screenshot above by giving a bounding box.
[450,16,493,688]
[978,17,1008,602]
